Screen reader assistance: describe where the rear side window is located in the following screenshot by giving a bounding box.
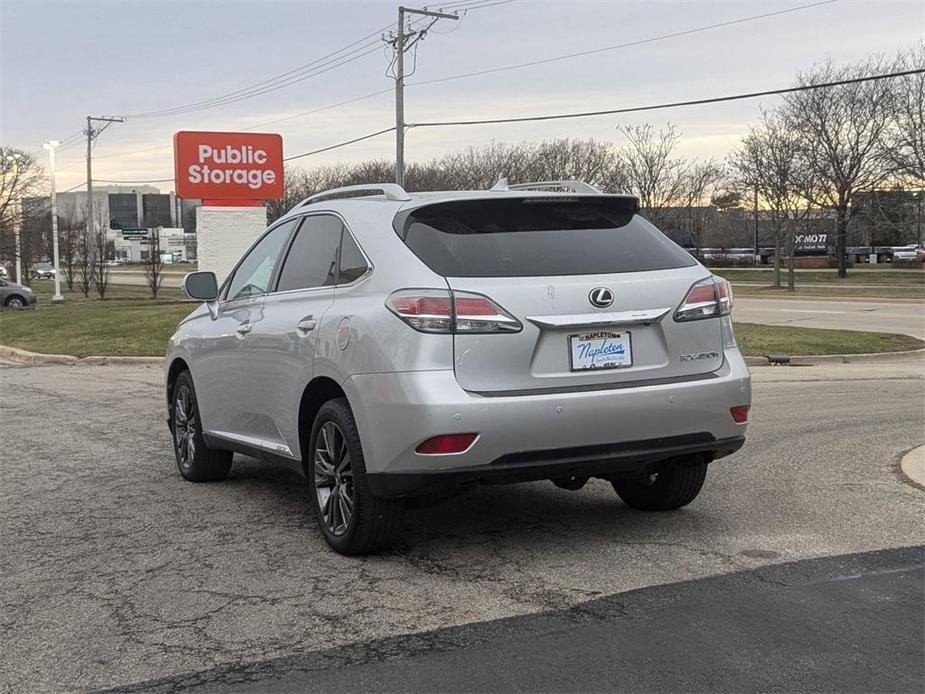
[393,197,695,277]
[338,231,370,284]
[276,215,342,292]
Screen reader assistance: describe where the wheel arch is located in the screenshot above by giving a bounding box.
[166,357,190,416]
[298,376,349,471]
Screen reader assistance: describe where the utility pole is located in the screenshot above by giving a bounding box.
[84,116,124,248]
[388,6,458,186]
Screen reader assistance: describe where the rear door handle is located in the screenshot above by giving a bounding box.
[297,316,317,334]
[235,323,252,336]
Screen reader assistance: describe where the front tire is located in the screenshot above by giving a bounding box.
[5,295,26,309]
[611,456,708,511]
[170,370,232,482]
[308,398,404,555]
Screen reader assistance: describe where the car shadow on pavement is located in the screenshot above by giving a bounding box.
[221,454,728,559]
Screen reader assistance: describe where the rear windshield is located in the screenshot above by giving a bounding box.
[393,197,696,277]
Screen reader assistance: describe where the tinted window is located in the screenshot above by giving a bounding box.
[276,215,342,292]
[394,197,695,277]
[226,219,296,301]
[338,230,369,284]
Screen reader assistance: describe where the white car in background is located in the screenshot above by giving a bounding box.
[891,246,924,262]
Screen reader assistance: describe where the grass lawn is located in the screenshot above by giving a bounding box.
[26,281,183,304]
[730,284,925,300]
[712,269,925,285]
[0,300,194,357]
[734,322,922,356]
[2,299,922,358]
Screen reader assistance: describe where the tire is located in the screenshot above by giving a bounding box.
[170,370,232,482]
[611,456,708,511]
[5,295,25,309]
[307,398,404,555]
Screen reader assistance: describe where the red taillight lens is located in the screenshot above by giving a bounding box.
[389,295,452,316]
[675,277,733,322]
[386,290,522,334]
[730,405,750,423]
[415,433,478,454]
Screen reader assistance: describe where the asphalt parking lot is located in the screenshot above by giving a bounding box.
[1,357,924,692]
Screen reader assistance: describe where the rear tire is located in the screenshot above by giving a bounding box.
[307,398,404,555]
[611,456,708,511]
[170,370,232,482]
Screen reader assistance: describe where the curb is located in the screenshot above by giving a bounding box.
[4,343,922,369]
[744,346,925,366]
[898,445,925,490]
[0,345,163,366]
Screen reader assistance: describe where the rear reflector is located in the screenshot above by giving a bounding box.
[386,289,522,334]
[730,405,750,423]
[415,433,479,455]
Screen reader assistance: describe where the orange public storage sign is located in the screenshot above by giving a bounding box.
[174,131,284,201]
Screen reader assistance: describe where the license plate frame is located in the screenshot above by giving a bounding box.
[568,330,633,372]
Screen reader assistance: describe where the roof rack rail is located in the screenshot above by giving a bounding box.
[296,183,411,208]
[504,180,603,194]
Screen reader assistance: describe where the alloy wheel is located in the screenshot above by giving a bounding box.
[6,297,24,308]
[313,421,354,536]
[173,384,197,471]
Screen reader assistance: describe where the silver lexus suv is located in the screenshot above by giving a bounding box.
[166,180,751,555]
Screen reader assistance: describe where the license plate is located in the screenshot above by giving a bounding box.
[569,331,632,371]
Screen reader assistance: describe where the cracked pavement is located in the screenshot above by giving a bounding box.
[1,357,923,692]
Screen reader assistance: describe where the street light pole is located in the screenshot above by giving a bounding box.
[44,140,63,302]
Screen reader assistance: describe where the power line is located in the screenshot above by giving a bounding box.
[408,0,839,88]
[121,8,455,120]
[122,21,399,119]
[408,68,922,128]
[284,126,397,161]
[125,43,387,119]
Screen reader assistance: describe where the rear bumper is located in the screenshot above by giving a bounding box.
[367,433,744,497]
[344,346,751,493]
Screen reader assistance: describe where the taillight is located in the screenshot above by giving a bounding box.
[675,277,733,322]
[386,289,522,334]
[415,433,478,454]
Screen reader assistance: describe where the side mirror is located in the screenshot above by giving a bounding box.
[182,271,218,301]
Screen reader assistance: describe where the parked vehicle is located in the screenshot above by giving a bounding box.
[165,181,751,555]
[0,266,7,279]
[30,263,55,280]
[0,279,37,309]
[891,246,924,262]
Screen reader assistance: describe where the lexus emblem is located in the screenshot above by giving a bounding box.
[589,287,614,308]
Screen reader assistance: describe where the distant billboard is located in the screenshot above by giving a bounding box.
[793,232,830,252]
[173,131,284,202]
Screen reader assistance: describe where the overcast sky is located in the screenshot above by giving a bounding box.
[1,0,921,192]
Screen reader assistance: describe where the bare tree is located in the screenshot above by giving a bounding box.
[782,57,895,277]
[616,124,688,227]
[58,208,83,290]
[731,110,815,289]
[0,147,45,279]
[75,213,94,298]
[144,228,165,298]
[887,42,925,186]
